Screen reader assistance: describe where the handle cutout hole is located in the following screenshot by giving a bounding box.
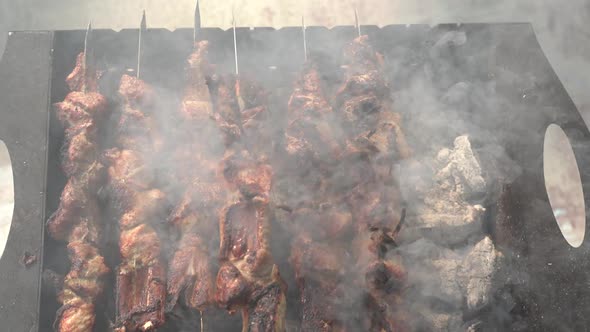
[0,140,14,259]
[544,124,585,248]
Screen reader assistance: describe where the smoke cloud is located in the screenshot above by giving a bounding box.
[1,0,590,122]
[0,0,588,331]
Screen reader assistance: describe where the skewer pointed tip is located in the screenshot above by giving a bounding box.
[232,8,239,76]
[354,8,361,37]
[84,20,92,54]
[141,10,147,31]
[194,0,201,43]
[137,10,146,79]
[83,20,94,92]
[302,15,307,62]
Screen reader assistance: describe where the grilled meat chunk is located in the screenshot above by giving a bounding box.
[216,192,287,332]
[236,76,273,159]
[48,52,110,332]
[279,59,355,331]
[285,62,341,168]
[108,74,167,331]
[117,74,162,153]
[335,35,410,332]
[181,41,214,122]
[335,35,411,162]
[213,75,243,149]
[215,77,287,332]
[290,235,350,332]
[55,298,96,332]
[47,162,104,241]
[167,176,224,311]
[166,40,224,314]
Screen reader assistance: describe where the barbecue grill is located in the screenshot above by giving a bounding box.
[1,20,589,331]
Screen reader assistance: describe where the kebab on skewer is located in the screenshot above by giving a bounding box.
[105,13,167,331]
[47,23,111,332]
[283,20,341,171]
[166,2,224,321]
[333,15,410,331]
[215,14,287,331]
[277,17,354,332]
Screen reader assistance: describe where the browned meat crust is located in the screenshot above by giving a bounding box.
[47,52,110,332]
[166,41,224,314]
[280,61,353,331]
[285,62,341,168]
[108,74,167,331]
[335,35,410,332]
[215,76,287,332]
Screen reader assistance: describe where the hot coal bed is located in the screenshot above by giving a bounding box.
[1,24,590,332]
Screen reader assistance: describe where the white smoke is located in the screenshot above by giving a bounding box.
[0,0,589,122]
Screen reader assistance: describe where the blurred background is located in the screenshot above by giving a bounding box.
[0,0,588,250]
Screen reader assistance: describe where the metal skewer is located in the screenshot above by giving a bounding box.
[194,0,201,44]
[137,10,146,79]
[83,21,94,92]
[233,8,247,116]
[302,15,307,62]
[354,8,361,37]
[200,310,204,332]
[232,7,239,76]
[194,3,205,329]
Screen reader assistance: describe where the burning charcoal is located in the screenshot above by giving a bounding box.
[401,135,513,331]
[404,135,487,246]
[402,236,504,329]
[419,308,463,331]
[458,236,503,311]
[401,238,464,305]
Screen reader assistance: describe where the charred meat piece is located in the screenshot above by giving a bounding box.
[116,265,166,332]
[47,52,111,332]
[47,162,103,241]
[166,40,225,314]
[181,41,214,122]
[166,176,224,312]
[55,298,96,332]
[363,260,409,332]
[117,74,162,153]
[285,62,341,168]
[335,35,411,162]
[108,74,167,332]
[213,75,243,149]
[167,231,216,311]
[235,76,273,159]
[216,190,287,332]
[221,150,272,202]
[335,35,410,332]
[65,52,100,92]
[215,77,287,332]
[289,229,351,332]
[278,59,355,331]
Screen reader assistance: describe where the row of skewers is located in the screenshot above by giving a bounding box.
[46,2,412,331]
